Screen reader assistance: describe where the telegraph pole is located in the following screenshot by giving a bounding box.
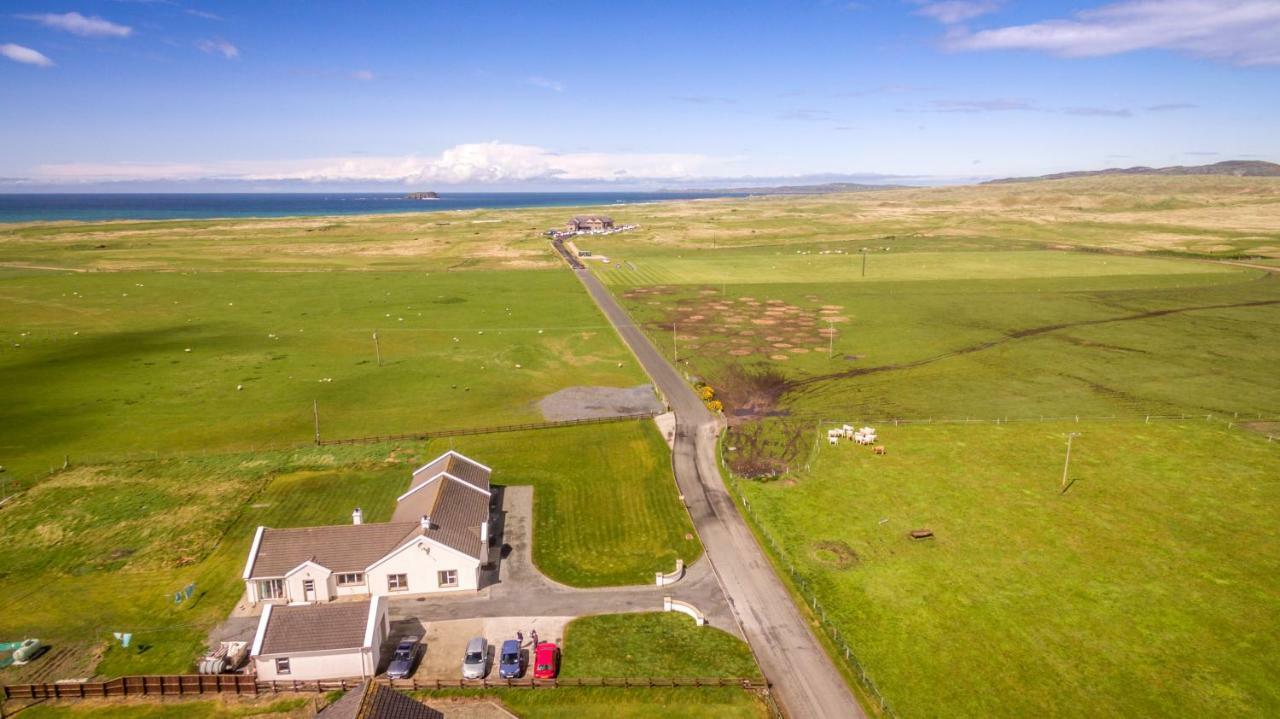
[861,248,868,277]
[372,330,382,367]
[673,322,678,363]
[827,318,835,359]
[313,400,321,445]
[1061,432,1080,492]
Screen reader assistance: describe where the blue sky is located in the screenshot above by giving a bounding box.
[1,0,1277,190]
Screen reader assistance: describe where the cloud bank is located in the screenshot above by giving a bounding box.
[945,0,1280,66]
[19,11,133,38]
[22,142,737,186]
[197,37,239,59]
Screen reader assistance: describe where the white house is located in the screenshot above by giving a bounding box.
[251,597,389,681]
[243,451,493,605]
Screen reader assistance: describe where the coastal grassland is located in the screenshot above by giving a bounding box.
[3,177,1278,276]
[580,175,1280,259]
[0,268,644,480]
[0,421,699,678]
[561,613,761,680]
[605,263,1280,436]
[736,421,1280,718]
[595,246,1243,286]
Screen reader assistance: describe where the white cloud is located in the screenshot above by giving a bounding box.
[1,43,55,67]
[350,69,375,81]
[19,12,133,38]
[945,0,1280,66]
[186,9,222,20]
[527,75,565,92]
[26,142,736,185]
[197,37,239,59]
[912,1,1001,24]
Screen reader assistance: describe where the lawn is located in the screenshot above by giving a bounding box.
[0,421,699,679]
[561,613,761,680]
[0,268,645,480]
[737,421,1280,718]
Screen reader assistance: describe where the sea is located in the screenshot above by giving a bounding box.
[0,191,749,224]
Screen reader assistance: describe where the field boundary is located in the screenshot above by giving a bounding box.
[315,412,659,446]
[2,674,764,701]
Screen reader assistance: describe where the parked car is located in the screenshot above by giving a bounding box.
[498,639,522,679]
[386,635,421,679]
[532,641,560,679]
[462,636,488,679]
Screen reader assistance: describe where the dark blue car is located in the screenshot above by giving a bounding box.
[498,639,522,679]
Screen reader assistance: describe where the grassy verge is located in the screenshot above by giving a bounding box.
[414,687,767,719]
[561,613,761,680]
[737,421,1280,718]
[8,698,311,718]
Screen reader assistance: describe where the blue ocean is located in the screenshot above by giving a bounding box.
[0,191,747,223]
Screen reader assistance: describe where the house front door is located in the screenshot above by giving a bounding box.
[303,579,316,602]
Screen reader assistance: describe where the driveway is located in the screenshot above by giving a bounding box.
[575,268,865,718]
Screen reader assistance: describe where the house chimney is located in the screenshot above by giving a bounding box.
[420,514,432,530]
[352,507,363,525]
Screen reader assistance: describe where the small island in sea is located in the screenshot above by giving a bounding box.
[406,191,439,200]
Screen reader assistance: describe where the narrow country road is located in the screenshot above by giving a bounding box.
[575,269,866,719]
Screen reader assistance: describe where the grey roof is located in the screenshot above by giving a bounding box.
[409,452,490,494]
[258,601,373,655]
[571,215,613,223]
[320,681,442,719]
[247,523,420,578]
[391,475,490,560]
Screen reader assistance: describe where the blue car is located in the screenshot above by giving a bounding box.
[498,639,522,679]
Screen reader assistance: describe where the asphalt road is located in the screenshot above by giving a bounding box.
[575,269,865,718]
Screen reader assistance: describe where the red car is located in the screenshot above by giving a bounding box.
[533,641,560,679]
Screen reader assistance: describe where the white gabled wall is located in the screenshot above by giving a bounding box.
[284,561,333,603]
[364,537,480,597]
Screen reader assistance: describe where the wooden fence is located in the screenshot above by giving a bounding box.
[3,675,760,701]
[316,411,659,446]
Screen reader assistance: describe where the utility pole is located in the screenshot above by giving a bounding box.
[861,248,868,278]
[313,400,321,445]
[372,330,382,367]
[827,318,835,359]
[673,322,678,363]
[1061,432,1080,492]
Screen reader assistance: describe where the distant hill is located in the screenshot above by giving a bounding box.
[675,181,903,195]
[987,160,1280,184]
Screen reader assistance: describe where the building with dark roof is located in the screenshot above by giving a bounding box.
[242,451,493,605]
[567,215,614,232]
[251,598,389,681]
[319,680,443,719]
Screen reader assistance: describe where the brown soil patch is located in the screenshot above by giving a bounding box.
[789,347,810,353]
[812,540,858,569]
[770,354,790,361]
[729,349,753,356]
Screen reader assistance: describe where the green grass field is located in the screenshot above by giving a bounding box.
[0,422,699,679]
[596,248,1241,286]
[561,613,761,680]
[0,268,644,480]
[738,421,1280,717]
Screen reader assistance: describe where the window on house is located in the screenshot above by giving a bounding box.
[336,572,364,586]
[275,657,291,675]
[438,569,458,588]
[387,573,408,592]
[258,579,284,600]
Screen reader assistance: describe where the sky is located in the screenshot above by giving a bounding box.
[1,0,1278,191]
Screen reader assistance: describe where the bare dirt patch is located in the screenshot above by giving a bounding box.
[811,540,859,569]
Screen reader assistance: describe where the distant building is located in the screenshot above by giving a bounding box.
[567,215,614,232]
